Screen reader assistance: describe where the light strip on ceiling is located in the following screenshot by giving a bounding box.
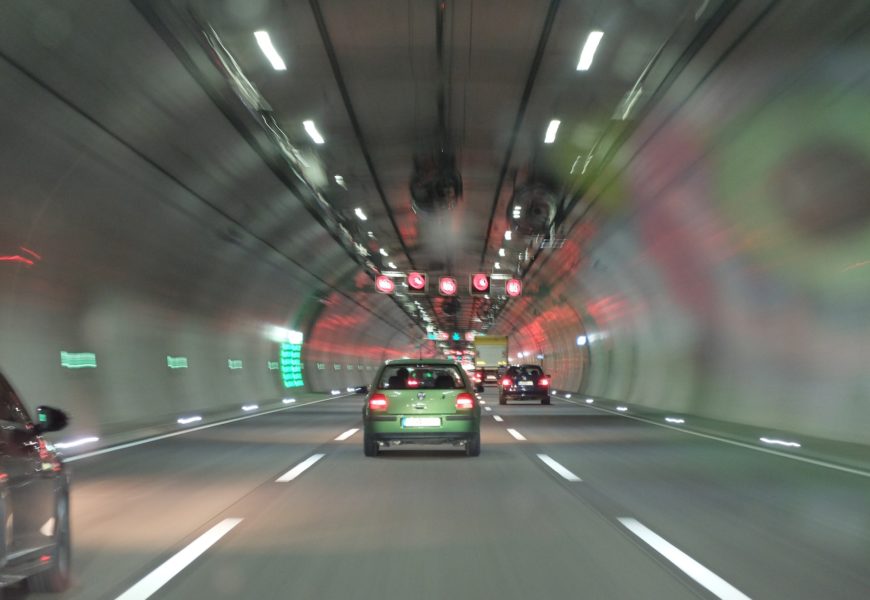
[544,119,561,144]
[303,120,325,144]
[354,207,367,221]
[576,31,604,71]
[254,31,287,71]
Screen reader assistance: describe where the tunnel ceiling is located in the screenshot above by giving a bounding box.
[40,0,725,343]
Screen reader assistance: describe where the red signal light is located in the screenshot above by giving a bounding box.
[470,273,490,295]
[375,275,395,294]
[439,277,457,296]
[407,272,428,293]
[505,278,522,297]
[455,392,474,410]
[369,393,388,410]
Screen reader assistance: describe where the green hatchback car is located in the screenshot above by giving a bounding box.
[363,359,481,457]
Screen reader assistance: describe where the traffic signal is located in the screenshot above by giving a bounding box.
[439,277,458,296]
[375,275,395,294]
[505,278,522,297]
[406,271,428,294]
[470,273,490,295]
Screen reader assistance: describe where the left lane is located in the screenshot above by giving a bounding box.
[25,394,365,600]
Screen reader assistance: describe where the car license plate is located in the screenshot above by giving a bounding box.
[519,381,533,386]
[402,417,441,427]
[486,375,496,380]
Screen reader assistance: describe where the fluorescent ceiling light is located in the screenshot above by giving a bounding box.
[499,248,506,257]
[388,262,397,269]
[379,248,388,257]
[354,207,367,221]
[577,31,604,71]
[504,230,512,241]
[254,31,286,71]
[494,262,501,269]
[303,120,325,144]
[544,119,561,144]
[334,175,347,188]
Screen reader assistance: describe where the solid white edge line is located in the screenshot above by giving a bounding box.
[537,453,582,482]
[492,415,504,422]
[557,396,870,480]
[335,428,360,441]
[276,453,325,483]
[114,518,243,600]
[64,395,353,463]
[506,428,526,441]
[618,518,750,600]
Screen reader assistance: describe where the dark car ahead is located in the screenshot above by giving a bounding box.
[363,359,481,456]
[1,370,71,592]
[499,364,551,405]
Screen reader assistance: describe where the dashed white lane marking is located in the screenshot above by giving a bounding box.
[537,454,582,482]
[114,518,243,600]
[484,406,492,412]
[493,415,504,422]
[506,428,526,441]
[618,518,751,600]
[276,453,325,483]
[479,400,487,405]
[335,428,359,441]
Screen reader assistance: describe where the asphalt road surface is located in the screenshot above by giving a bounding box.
[15,389,870,599]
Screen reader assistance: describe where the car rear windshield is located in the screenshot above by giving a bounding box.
[378,365,465,390]
[507,365,544,378]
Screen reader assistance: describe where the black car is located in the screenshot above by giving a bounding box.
[1,371,71,592]
[499,364,551,405]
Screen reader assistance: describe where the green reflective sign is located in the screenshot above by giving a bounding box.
[228,359,244,370]
[280,342,304,388]
[60,351,97,369]
[167,356,189,369]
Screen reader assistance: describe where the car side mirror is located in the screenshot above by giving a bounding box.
[35,406,69,434]
[355,385,369,394]
[475,383,484,393]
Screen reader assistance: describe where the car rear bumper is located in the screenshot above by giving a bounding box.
[366,414,479,441]
[502,389,549,400]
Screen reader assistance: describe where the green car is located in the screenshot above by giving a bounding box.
[363,359,481,457]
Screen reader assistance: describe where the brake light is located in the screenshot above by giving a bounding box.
[539,378,549,386]
[501,378,512,387]
[473,373,482,382]
[407,378,420,388]
[455,393,474,410]
[368,393,388,410]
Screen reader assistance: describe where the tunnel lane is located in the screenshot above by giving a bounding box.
[17,389,870,600]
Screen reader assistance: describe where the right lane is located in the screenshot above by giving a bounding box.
[493,395,870,600]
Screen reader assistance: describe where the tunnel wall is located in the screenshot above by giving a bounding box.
[516,2,870,445]
[0,6,418,439]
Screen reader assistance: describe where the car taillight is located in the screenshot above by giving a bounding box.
[455,393,474,410]
[407,378,420,388]
[368,393,388,410]
[473,374,481,382]
[539,378,549,386]
[501,378,512,387]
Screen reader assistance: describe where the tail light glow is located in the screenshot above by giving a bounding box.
[539,378,549,386]
[369,393,388,410]
[455,393,474,410]
[407,378,420,388]
[501,378,512,387]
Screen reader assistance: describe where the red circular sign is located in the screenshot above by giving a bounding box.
[408,272,426,290]
[439,277,457,296]
[472,273,489,292]
[375,275,395,294]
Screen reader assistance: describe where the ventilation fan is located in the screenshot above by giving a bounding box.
[410,152,462,214]
[508,182,557,236]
